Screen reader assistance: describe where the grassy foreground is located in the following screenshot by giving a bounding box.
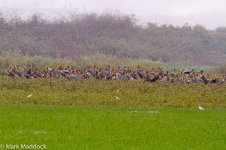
[0,105,226,149]
[0,78,226,107]
[0,78,226,149]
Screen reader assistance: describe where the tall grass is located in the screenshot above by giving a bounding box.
[1,52,220,76]
[215,64,226,73]
[0,78,225,107]
[0,53,161,70]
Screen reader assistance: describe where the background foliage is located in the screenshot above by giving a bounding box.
[0,12,226,66]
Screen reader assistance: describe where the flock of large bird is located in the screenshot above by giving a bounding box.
[5,64,226,84]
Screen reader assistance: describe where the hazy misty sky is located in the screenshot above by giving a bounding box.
[0,0,226,29]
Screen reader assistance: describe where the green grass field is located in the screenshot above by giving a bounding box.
[0,78,226,107]
[0,78,226,149]
[1,105,226,149]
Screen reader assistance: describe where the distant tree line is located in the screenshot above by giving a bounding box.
[0,11,226,65]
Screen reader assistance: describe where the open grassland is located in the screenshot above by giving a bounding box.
[0,77,225,107]
[0,78,226,149]
[0,105,226,149]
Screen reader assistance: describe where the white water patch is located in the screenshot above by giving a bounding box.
[131,110,138,113]
[18,130,24,134]
[147,110,159,114]
[32,130,47,135]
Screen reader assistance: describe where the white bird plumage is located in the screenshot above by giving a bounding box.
[198,106,204,111]
[115,96,120,100]
[27,93,32,98]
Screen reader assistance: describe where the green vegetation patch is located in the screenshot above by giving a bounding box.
[0,105,226,149]
[0,78,225,107]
